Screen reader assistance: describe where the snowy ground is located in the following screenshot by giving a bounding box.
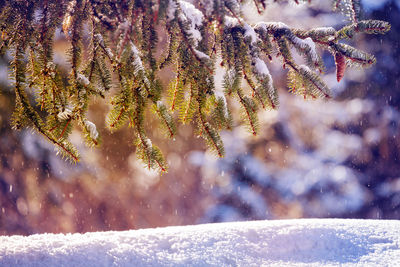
[1,219,400,266]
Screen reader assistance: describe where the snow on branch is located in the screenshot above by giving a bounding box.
[169,0,204,47]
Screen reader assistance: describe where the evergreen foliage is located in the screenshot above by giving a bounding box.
[0,0,390,172]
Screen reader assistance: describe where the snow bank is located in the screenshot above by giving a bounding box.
[1,219,400,266]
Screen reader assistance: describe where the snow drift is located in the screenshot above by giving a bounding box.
[1,219,400,266]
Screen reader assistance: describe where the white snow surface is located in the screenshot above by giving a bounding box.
[1,219,400,266]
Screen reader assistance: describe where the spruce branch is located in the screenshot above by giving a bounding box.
[223,68,241,96]
[237,89,259,136]
[152,101,176,138]
[168,68,184,111]
[0,0,390,172]
[332,42,376,67]
[135,131,167,172]
[178,83,198,124]
[337,20,390,40]
[197,105,225,157]
[333,0,361,23]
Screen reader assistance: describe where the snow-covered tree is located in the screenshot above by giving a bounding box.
[0,0,389,171]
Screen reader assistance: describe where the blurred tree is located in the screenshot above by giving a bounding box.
[0,0,389,171]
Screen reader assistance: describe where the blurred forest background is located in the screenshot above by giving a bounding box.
[1,0,399,235]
